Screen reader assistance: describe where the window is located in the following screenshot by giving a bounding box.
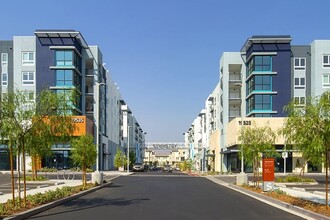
[323,55,330,68]
[248,75,271,93]
[55,50,81,70]
[2,73,8,86]
[294,58,306,70]
[323,74,330,87]
[22,72,35,85]
[248,94,271,113]
[294,77,305,89]
[22,52,35,65]
[1,53,8,65]
[24,92,35,101]
[294,97,306,106]
[248,56,272,75]
[56,70,73,86]
[56,50,73,66]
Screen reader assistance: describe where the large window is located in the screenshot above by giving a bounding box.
[2,73,8,86]
[248,56,272,75]
[22,72,35,85]
[248,94,271,113]
[247,75,271,94]
[56,70,73,86]
[323,55,330,68]
[55,50,81,70]
[323,74,330,87]
[22,52,35,65]
[56,51,73,66]
[255,94,271,110]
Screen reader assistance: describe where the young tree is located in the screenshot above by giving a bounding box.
[0,90,75,207]
[282,91,330,207]
[114,148,126,170]
[128,149,136,169]
[238,122,277,187]
[70,135,97,188]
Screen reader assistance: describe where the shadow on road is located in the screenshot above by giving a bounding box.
[28,196,150,219]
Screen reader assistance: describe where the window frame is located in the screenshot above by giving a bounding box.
[2,72,8,86]
[1,53,8,65]
[22,71,35,85]
[323,55,330,68]
[22,52,35,66]
[322,74,330,88]
[294,57,306,70]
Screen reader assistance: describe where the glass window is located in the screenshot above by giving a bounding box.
[24,92,35,101]
[294,58,306,70]
[323,74,330,87]
[248,56,272,75]
[2,73,8,86]
[55,50,73,66]
[22,72,35,85]
[294,77,305,89]
[1,53,8,65]
[294,96,306,106]
[22,52,35,65]
[56,70,73,86]
[323,55,330,68]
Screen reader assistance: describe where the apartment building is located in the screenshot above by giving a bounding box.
[185,35,330,173]
[0,30,145,171]
[143,142,188,167]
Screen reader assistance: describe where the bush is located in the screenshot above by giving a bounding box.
[275,175,315,183]
[0,184,92,217]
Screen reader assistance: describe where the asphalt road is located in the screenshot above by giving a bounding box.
[27,173,304,220]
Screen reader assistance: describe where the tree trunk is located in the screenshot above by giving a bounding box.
[326,151,329,209]
[82,164,86,188]
[22,140,27,207]
[17,147,21,207]
[9,142,15,206]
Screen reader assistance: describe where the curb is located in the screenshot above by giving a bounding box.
[3,177,119,220]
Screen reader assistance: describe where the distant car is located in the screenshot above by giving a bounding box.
[133,163,145,172]
[162,165,172,173]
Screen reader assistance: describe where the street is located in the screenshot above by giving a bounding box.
[26,172,304,220]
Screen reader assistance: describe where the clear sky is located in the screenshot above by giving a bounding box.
[2,0,329,142]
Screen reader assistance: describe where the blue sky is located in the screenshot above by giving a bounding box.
[2,0,329,142]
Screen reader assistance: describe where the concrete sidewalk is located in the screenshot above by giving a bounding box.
[0,171,132,204]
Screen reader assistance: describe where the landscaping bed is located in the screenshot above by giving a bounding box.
[0,183,94,218]
[242,184,330,217]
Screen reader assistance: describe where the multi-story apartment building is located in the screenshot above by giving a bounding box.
[0,30,145,171]
[205,83,220,172]
[185,35,330,174]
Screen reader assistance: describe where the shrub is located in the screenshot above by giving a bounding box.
[275,175,315,183]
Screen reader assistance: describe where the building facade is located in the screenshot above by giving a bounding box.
[185,35,330,174]
[0,30,145,171]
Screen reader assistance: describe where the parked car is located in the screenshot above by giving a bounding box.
[133,163,145,172]
[162,165,172,173]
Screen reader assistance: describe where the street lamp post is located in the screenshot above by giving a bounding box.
[92,82,106,185]
[127,126,133,173]
[235,81,248,185]
[96,82,106,172]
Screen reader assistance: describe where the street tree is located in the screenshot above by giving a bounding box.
[238,122,277,186]
[0,90,75,207]
[128,149,136,169]
[70,135,97,188]
[114,148,126,170]
[281,91,330,207]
